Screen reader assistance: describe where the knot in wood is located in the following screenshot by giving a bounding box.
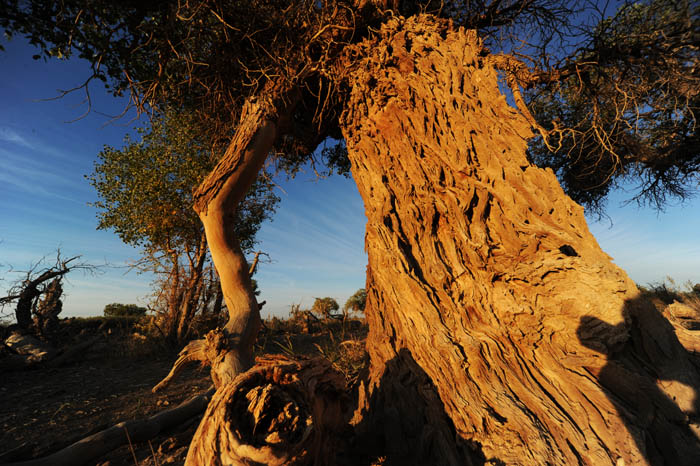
[204,328,230,359]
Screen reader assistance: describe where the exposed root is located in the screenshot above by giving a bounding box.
[186,355,349,466]
[152,329,237,393]
[152,339,208,393]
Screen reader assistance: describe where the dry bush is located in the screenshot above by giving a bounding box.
[257,309,369,388]
[638,278,700,310]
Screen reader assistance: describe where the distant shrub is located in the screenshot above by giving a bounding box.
[640,278,700,307]
[344,288,367,315]
[692,283,700,298]
[312,297,340,320]
[103,303,148,317]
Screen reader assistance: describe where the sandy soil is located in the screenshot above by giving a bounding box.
[0,318,367,465]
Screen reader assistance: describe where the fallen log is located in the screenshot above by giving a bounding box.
[1,333,101,371]
[3,388,215,466]
[186,355,349,466]
[4,333,55,362]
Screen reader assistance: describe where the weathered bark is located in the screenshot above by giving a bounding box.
[340,16,700,465]
[7,266,72,330]
[191,91,294,386]
[185,355,348,466]
[33,278,63,338]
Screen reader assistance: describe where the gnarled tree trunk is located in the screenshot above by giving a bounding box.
[153,88,299,394]
[340,16,700,465]
[189,90,294,386]
[185,355,348,466]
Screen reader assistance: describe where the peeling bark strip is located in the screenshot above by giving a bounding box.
[340,16,700,465]
[185,355,348,466]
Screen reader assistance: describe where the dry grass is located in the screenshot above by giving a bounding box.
[257,314,368,389]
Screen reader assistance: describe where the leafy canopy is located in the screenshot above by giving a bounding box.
[3,0,698,211]
[312,297,340,319]
[87,109,279,255]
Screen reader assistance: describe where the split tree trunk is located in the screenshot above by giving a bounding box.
[340,16,700,465]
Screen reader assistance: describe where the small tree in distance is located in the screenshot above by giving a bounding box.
[344,289,367,316]
[88,109,278,344]
[103,303,148,318]
[311,297,340,320]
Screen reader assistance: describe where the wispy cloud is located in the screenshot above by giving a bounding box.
[0,126,81,162]
[0,126,34,149]
[0,147,89,202]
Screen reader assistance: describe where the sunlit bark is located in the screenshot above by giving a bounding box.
[340,16,700,465]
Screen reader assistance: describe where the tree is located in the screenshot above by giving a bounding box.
[0,253,92,338]
[526,0,700,213]
[3,1,699,464]
[87,109,278,344]
[311,297,340,319]
[344,288,367,315]
[102,303,147,318]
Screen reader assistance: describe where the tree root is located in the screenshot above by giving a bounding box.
[185,355,349,466]
[4,388,215,466]
[152,328,235,393]
[152,339,208,393]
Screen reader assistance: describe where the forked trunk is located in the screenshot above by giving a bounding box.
[340,16,700,465]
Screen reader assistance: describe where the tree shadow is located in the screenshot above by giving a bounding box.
[346,348,493,466]
[577,295,700,464]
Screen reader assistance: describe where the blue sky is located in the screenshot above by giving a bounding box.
[1,37,699,320]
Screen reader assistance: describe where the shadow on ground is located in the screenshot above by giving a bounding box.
[578,295,700,465]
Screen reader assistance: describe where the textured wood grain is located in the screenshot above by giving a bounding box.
[340,16,700,465]
[185,355,348,466]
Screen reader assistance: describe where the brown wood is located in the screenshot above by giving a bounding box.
[339,16,700,465]
[6,389,215,466]
[192,92,294,386]
[185,355,348,466]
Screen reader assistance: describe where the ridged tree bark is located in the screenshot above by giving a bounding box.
[340,16,700,465]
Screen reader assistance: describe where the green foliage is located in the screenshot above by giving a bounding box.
[103,303,147,317]
[344,288,367,314]
[312,297,340,319]
[87,109,278,254]
[3,0,698,213]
